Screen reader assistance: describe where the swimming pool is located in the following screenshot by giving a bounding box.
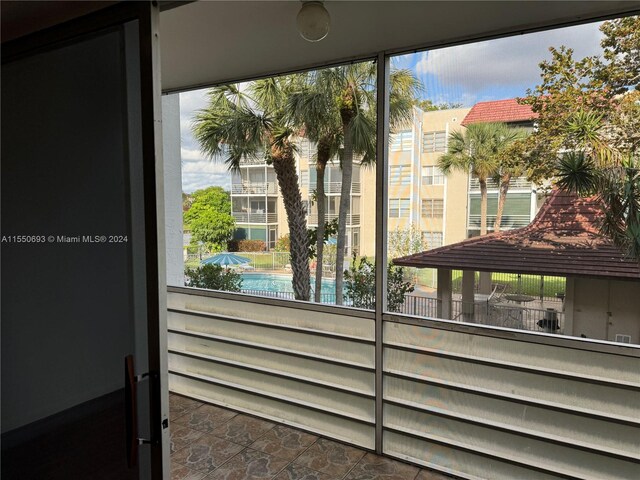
[241,272,338,298]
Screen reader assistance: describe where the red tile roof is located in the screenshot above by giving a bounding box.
[461,98,538,126]
[394,190,640,280]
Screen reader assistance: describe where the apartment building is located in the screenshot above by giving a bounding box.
[462,99,539,237]
[230,99,539,255]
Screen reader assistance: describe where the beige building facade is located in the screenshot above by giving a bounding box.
[231,103,537,256]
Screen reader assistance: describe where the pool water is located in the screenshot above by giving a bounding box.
[241,272,337,296]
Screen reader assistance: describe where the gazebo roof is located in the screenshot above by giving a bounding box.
[393,190,640,280]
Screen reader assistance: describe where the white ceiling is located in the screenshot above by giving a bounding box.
[160,1,640,92]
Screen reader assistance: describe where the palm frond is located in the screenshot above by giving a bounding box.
[555,152,597,195]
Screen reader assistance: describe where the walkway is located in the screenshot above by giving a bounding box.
[170,393,453,480]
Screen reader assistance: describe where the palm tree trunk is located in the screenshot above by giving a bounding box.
[272,152,310,301]
[314,154,328,303]
[494,173,511,233]
[479,178,488,235]
[478,177,492,293]
[335,121,354,305]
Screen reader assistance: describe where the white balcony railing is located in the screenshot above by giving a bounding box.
[167,287,639,480]
[232,211,278,223]
[468,214,531,229]
[238,156,267,166]
[308,182,361,195]
[307,213,360,225]
[231,182,278,195]
[469,176,531,190]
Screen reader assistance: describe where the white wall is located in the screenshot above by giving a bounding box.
[571,278,640,344]
[162,93,184,287]
[2,29,136,432]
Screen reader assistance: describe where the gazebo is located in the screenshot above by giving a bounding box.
[394,190,640,342]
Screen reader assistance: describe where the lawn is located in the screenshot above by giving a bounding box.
[451,270,566,298]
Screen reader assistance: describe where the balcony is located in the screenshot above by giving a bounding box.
[469,176,531,190]
[468,214,531,229]
[167,287,639,480]
[169,391,448,480]
[309,182,361,194]
[307,213,360,226]
[231,182,278,195]
[238,156,268,166]
[232,211,278,223]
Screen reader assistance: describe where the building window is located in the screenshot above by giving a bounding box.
[390,130,413,151]
[422,231,443,249]
[422,166,444,185]
[389,198,410,218]
[300,169,309,187]
[423,131,447,152]
[421,199,444,218]
[390,165,411,185]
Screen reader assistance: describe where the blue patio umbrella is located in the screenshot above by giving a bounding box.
[202,252,251,266]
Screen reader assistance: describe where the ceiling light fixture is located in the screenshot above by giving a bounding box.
[296,1,330,42]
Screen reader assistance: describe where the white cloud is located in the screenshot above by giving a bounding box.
[415,21,604,97]
[180,146,231,193]
[182,172,230,193]
[177,88,232,193]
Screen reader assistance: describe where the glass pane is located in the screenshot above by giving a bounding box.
[177,60,376,309]
[385,18,639,346]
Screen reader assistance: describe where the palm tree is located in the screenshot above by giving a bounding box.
[439,122,523,235]
[287,72,342,302]
[317,64,419,305]
[192,80,311,300]
[492,129,529,232]
[557,110,640,260]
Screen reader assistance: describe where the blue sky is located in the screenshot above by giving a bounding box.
[180,20,605,193]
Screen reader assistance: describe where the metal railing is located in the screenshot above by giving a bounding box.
[449,299,565,333]
[308,181,361,194]
[468,214,531,229]
[240,289,339,305]
[451,271,566,304]
[398,294,438,318]
[231,182,278,195]
[307,213,360,225]
[469,176,531,190]
[232,212,278,223]
[238,157,267,166]
[395,294,564,334]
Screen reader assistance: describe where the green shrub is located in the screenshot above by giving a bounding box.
[228,239,266,252]
[345,254,414,311]
[184,264,242,292]
[274,234,290,252]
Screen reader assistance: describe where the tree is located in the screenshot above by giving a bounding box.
[274,234,290,252]
[439,122,524,235]
[287,72,343,302]
[193,81,311,300]
[306,64,419,305]
[556,112,640,260]
[344,255,415,312]
[492,132,529,232]
[414,99,464,112]
[523,16,640,258]
[185,264,242,292]
[183,186,235,252]
[520,16,640,182]
[388,224,425,259]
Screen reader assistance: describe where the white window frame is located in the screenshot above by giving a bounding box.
[422,165,445,185]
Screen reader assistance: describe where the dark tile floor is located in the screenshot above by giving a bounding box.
[170,393,453,480]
